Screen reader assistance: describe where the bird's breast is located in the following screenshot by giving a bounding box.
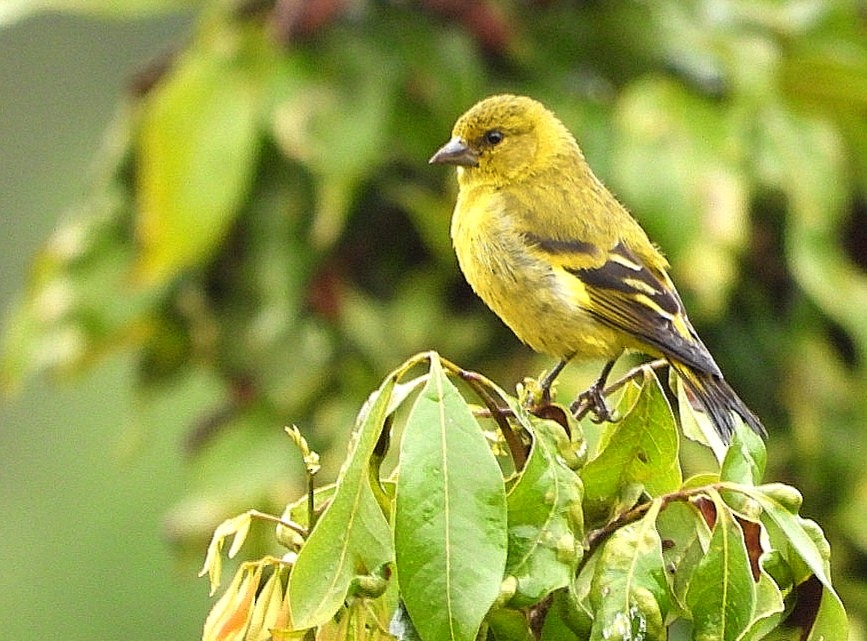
[450,189,624,359]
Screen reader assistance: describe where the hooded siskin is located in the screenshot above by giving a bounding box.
[430,94,765,443]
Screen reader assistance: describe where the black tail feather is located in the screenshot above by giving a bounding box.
[671,362,766,444]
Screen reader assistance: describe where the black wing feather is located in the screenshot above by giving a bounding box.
[566,242,721,376]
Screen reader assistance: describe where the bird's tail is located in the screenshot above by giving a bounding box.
[669,361,766,444]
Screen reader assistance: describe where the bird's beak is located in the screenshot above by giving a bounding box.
[429,137,479,167]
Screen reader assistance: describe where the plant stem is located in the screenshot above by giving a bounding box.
[439,356,528,471]
[579,482,724,574]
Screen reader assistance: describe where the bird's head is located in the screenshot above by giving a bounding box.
[429,94,577,186]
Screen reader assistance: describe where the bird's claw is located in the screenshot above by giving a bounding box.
[570,383,616,423]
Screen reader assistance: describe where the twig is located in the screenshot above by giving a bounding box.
[438,357,528,471]
[458,370,527,472]
[247,509,308,537]
[579,482,723,574]
[285,426,321,531]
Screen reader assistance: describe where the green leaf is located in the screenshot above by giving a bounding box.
[675,375,726,463]
[589,500,672,641]
[685,490,756,641]
[287,370,398,629]
[540,588,584,641]
[656,499,711,608]
[746,485,829,585]
[805,578,849,641]
[720,424,766,485]
[487,608,534,641]
[739,553,786,641]
[505,416,584,606]
[739,484,848,640]
[581,370,681,519]
[136,42,259,286]
[569,551,598,639]
[394,354,508,641]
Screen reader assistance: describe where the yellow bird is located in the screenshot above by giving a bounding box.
[430,94,764,443]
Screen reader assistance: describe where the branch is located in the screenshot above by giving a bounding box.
[460,370,528,472]
[579,482,724,573]
[439,357,528,471]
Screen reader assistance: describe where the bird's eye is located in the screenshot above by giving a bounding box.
[485,130,504,146]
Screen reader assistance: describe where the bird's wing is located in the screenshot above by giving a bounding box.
[528,236,721,376]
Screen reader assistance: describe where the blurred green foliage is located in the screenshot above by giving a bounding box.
[3,0,867,630]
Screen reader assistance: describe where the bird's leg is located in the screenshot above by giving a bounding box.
[539,357,571,403]
[571,358,618,423]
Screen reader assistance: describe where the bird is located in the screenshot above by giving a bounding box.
[429,94,765,444]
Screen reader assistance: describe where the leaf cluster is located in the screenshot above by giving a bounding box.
[199,352,846,641]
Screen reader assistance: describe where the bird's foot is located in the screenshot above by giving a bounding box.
[570,358,619,423]
[570,381,616,424]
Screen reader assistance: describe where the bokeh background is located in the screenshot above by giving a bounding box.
[0,10,209,641]
[2,2,866,640]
